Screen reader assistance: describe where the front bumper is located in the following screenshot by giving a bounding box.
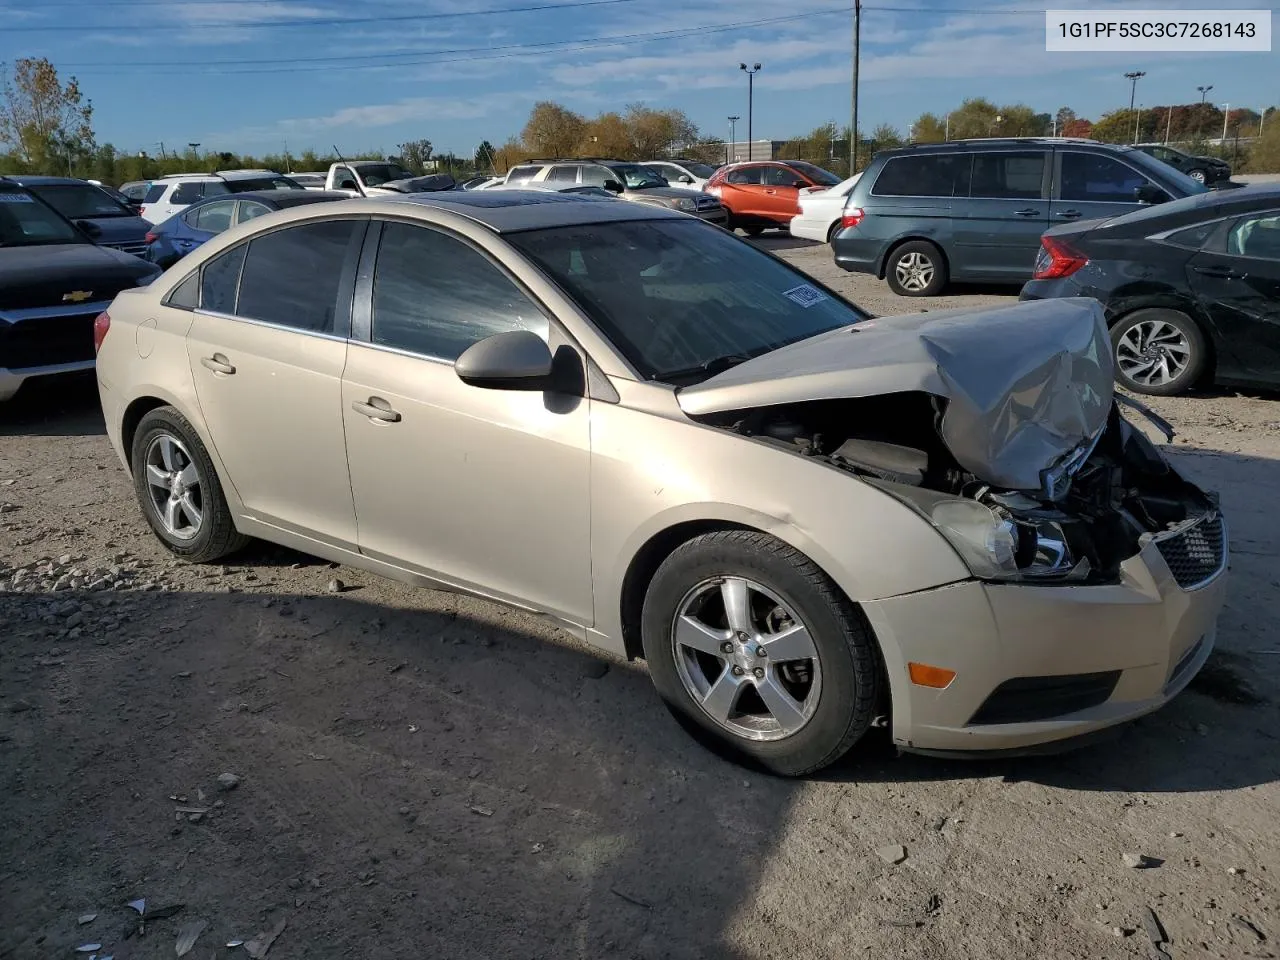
[862,528,1227,754]
[0,299,112,401]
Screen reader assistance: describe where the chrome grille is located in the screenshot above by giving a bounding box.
[106,240,148,257]
[1155,512,1226,590]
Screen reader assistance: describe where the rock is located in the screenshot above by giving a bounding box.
[0,503,19,513]
[876,844,908,865]
[1228,866,1243,875]
[1123,853,1158,869]
[65,611,84,629]
[216,772,240,791]
[1169,832,1183,838]
[470,805,495,817]
[327,578,344,594]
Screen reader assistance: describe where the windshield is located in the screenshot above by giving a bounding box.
[227,176,304,192]
[1122,148,1209,195]
[358,164,414,186]
[29,182,133,219]
[786,161,842,186]
[509,219,867,383]
[610,164,668,189]
[0,189,84,246]
[685,162,717,179]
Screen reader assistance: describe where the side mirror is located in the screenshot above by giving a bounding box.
[788,179,808,189]
[1134,183,1169,205]
[74,219,103,237]
[677,174,693,184]
[455,330,554,391]
[603,179,624,194]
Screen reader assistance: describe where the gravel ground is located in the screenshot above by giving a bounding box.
[2,242,1278,960]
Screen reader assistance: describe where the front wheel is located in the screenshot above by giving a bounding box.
[885,240,947,297]
[1111,308,1208,396]
[641,530,882,776]
[741,225,765,237]
[1188,168,1207,184]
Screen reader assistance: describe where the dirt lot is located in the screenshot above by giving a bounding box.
[3,243,1279,960]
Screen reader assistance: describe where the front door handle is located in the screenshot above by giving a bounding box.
[1193,264,1245,280]
[351,397,401,423]
[1056,209,1084,219]
[1013,208,1041,217]
[200,354,235,375]
[764,188,777,195]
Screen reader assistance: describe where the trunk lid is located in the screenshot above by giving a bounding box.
[677,298,1113,494]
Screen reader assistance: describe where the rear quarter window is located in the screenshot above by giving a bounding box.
[871,154,971,197]
[144,184,167,203]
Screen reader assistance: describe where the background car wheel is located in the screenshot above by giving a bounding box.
[131,406,249,562]
[825,221,842,244]
[1111,308,1208,396]
[742,225,765,237]
[641,530,882,777]
[885,240,947,297]
[1188,168,1207,184]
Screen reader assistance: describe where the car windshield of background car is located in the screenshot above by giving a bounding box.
[510,218,867,383]
[612,164,668,189]
[359,164,414,186]
[32,183,134,219]
[1124,148,1209,194]
[0,189,84,245]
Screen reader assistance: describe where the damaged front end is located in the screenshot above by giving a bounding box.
[680,299,1223,587]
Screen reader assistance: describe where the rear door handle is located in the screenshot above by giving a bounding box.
[764,189,776,195]
[1013,208,1041,217]
[200,354,235,375]
[351,397,401,423]
[1056,209,1084,219]
[1193,265,1245,279]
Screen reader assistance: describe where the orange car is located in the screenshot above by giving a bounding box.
[706,160,843,235]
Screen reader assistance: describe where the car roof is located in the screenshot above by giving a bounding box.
[877,138,1139,157]
[2,174,104,186]
[379,190,681,232]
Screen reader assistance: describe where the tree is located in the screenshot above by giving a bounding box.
[521,101,585,158]
[0,57,94,171]
[910,112,947,143]
[473,140,496,171]
[623,104,697,159]
[1054,106,1077,134]
[397,138,433,173]
[581,111,632,158]
[1061,118,1093,138]
[1246,111,1280,173]
[491,136,527,173]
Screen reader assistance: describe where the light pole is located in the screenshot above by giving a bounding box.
[1221,103,1230,144]
[727,115,739,164]
[1134,104,1143,143]
[739,63,761,160]
[1196,84,1213,139]
[850,0,861,171]
[1124,71,1145,142]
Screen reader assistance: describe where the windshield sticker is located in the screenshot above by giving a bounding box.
[782,284,828,308]
[0,192,35,203]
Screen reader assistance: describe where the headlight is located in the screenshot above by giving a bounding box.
[673,197,697,212]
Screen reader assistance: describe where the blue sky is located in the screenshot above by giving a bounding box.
[1,0,1273,159]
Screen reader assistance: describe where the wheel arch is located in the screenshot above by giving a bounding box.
[877,235,950,280]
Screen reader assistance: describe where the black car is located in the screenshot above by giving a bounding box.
[3,175,151,257]
[1020,184,1280,396]
[0,181,160,401]
[144,189,350,268]
[1132,144,1232,186]
[832,138,1209,296]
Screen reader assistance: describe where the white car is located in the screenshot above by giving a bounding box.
[139,170,304,223]
[788,172,863,243]
[642,159,718,191]
[287,172,329,190]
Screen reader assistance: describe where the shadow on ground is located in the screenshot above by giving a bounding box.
[0,374,104,439]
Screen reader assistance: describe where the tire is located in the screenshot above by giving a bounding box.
[742,225,765,237]
[131,406,249,562]
[1110,308,1208,397]
[825,221,842,244]
[1188,168,1207,184]
[641,530,882,777]
[885,240,947,297]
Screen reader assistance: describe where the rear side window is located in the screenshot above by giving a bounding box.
[506,165,541,184]
[166,272,199,310]
[195,199,237,233]
[1059,153,1149,204]
[1228,213,1280,260]
[726,167,762,185]
[144,184,166,203]
[871,154,971,198]
[546,165,579,184]
[1163,220,1218,250]
[236,220,360,334]
[970,151,1045,200]
[171,183,204,205]
[200,245,246,315]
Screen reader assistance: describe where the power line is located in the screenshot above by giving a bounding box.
[60,10,849,74]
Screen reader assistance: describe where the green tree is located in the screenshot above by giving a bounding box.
[623,104,697,159]
[0,57,95,171]
[910,112,947,143]
[397,138,433,173]
[1246,112,1280,173]
[521,101,585,158]
[473,140,496,170]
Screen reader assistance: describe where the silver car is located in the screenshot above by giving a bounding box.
[95,192,1227,775]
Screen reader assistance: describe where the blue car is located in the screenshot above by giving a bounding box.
[3,175,151,257]
[145,189,349,268]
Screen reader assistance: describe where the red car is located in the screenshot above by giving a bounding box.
[706,160,843,235]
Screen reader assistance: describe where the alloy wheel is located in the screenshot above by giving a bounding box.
[670,576,822,741]
[1189,169,1206,183]
[1116,319,1192,387]
[894,251,934,292]
[143,433,204,541]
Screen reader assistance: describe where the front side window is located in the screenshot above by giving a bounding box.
[970,151,1045,200]
[199,245,247,314]
[871,154,971,198]
[1059,153,1148,203]
[195,199,238,233]
[236,220,360,333]
[509,219,867,383]
[726,167,762,185]
[1227,213,1280,260]
[236,200,272,224]
[370,221,549,361]
[763,165,803,187]
[30,183,132,219]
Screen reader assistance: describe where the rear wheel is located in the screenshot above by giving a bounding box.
[641,530,881,776]
[1111,308,1208,396]
[742,225,765,237]
[825,220,842,244]
[885,240,947,297]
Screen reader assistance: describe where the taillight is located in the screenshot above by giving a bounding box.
[93,311,111,353]
[144,231,157,244]
[840,207,865,229]
[1033,236,1089,280]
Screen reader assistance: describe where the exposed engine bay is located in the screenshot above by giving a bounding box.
[699,391,1220,585]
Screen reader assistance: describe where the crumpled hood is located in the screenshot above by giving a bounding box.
[677,297,1113,493]
[378,174,458,193]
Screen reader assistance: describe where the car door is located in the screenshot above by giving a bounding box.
[1188,210,1280,385]
[1051,150,1155,225]
[760,165,805,222]
[185,216,368,546]
[721,165,767,219]
[341,219,592,623]
[954,149,1050,279]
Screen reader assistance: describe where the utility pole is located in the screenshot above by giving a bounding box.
[1133,105,1142,143]
[727,115,739,164]
[850,0,861,172]
[1165,105,1173,144]
[944,113,949,141]
[1221,103,1230,144]
[1124,71,1145,142]
[1196,84,1213,139]
[739,63,761,160]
